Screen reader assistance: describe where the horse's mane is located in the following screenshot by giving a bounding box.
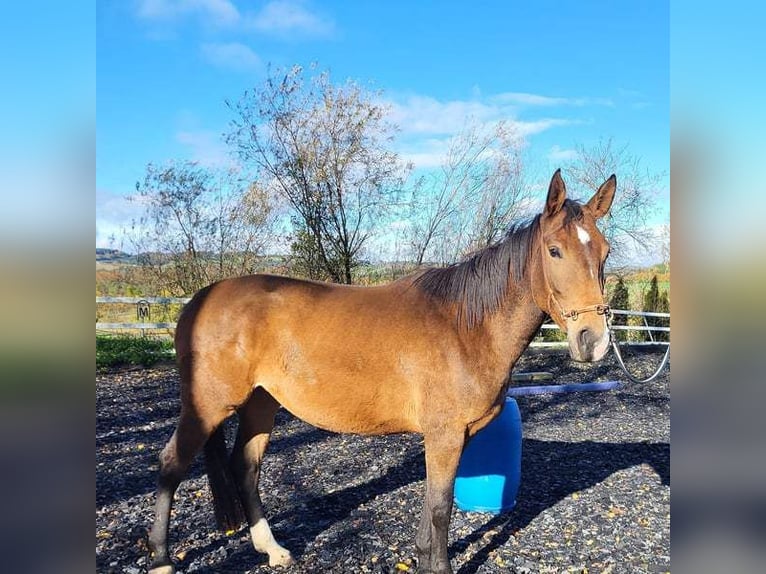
[414,200,585,328]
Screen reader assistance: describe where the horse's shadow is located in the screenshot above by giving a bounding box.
[185,441,426,573]
[96,412,335,507]
[450,439,669,574]
[189,437,668,573]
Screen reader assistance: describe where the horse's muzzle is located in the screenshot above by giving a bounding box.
[569,325,610,362]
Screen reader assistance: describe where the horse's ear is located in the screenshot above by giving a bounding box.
[545,169,567,216]
[586,174,617,219]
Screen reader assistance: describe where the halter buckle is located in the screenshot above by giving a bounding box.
[597,304,611,318]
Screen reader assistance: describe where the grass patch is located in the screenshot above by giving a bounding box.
[96,335,174,369]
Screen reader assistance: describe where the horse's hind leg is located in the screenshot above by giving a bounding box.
[147,407,219,574]
[147,353,248,574]
[231,387,294,567]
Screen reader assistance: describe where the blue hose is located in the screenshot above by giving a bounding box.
[507,380,623,396]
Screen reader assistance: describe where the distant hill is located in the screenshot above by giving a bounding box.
[96,248,136,263]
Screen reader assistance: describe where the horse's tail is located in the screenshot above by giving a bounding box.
[203,425,246,532]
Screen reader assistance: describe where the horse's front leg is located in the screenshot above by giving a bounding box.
[417,431,464,574]
[415,495,432,570]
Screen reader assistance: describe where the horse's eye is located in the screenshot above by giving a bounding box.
[548,246,561,258]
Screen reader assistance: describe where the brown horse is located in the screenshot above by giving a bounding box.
[147,169,616,574]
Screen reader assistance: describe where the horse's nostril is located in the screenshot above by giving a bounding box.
[578,327,593,351]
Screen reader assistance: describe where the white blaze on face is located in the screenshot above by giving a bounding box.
[576,225,591,245]
[576,225,595,278]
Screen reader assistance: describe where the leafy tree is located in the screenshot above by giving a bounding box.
[641,275,670,342]
[609,276,631,327]
[226,64,407,284]
[128,161,275,295]
[288,219,332,281]
[656,290,670,342]
[643,275,660,314]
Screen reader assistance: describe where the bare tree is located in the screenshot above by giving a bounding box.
[659,221,670,272]
[565,137,666,268]
[128,161,275,295]
[408,120,532,265]
[226,64,407,284]
[465,123,531,251]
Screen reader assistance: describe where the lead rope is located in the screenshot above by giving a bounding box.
[607,309,670,383]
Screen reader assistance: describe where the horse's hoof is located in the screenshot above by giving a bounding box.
[148,565,176,574]
[268,549,294,567]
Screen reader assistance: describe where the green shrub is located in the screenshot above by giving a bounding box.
[609,276,630,320]
[654,289,670,342]
[96,335,174,369]
[642,275,670,342]
[539,320,567,342]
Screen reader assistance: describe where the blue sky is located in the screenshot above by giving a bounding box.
[97,0,669,252]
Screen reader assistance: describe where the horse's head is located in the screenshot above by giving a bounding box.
[534,169,616,362]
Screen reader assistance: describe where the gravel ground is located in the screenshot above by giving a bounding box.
[96,346,669,574]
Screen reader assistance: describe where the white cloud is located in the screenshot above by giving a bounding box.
[137,0,335,37]
[386,94,581,140]
[175,129,232,167]
[136,1,334,71]
[491,92,571,107]
[96,189,146,249]
[514,118,577,137]
[137,0,240,26]
[398,138,452,169]
[201,41,262,72]
[385,93,582,169]
[248,1,334,37]
[490,92,614,108]
[387,95,502,136]
[548,144,578,162]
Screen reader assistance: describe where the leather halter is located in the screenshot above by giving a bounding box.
[547,291,611,322]
[539,239,611,326]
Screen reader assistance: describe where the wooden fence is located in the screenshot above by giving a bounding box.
[96,296,190,331]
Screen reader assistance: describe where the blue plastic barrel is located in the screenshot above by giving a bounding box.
[454,397,522,513]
